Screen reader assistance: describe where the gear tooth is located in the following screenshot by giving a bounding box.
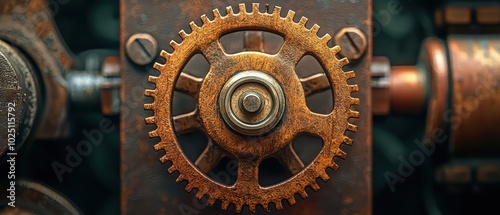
[200,14,210,24]
[158,155,168,164]
[144,116,156,124]
[274,201,284,210]
[167,163,179,173]
[195,190,204,200]
[348,84,359,93]
[170,40,180,50]
[272,6,282,15]
[178,29,188,39]
[248,204,257,214]
[148,129,158,138]
[238,3,246,14]
[144,89,156,97]
[153,143,162,151]
[331,45,341,54]
[251,3,260,14]
[153,62,163,71]
[175,174,185,184]
[340,57,350,66]
[262,203,270,212]
[319,170,330,182]
[343,136,354,145]
[298,190,308,199]
[337,149,347,160]
[160,50,171,59]
[320,33,332,43]
[144,103,154,110]
[350,97,360,105]
[212,8,221,18]
[349,110,360,118]
[234,203,244,213]
[310,181,320,191]
[226,6,234,15]
[189,21,199,31]
[310,24,320,34]
[332,162,340,171]
[207,196,216,206]
[329,160,339,171]
[148,75,159,84]
[345,70,356,79]
[184,183,194,193]
[347,123,358,132]
[285,10,295,21]
[221,201,230,210]
[168,164,177,173]
[287,196,297,206]
[299,16,308,25]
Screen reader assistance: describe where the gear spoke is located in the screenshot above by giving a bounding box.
[194,139,227,174]
[300,73,330,96]
[175,72,202,98]
[235,158,259,188]
[172,110,201,134]
[277,39,306,65]
[274,144,305,174]
[202,40,227,65]
[301,112,332,137]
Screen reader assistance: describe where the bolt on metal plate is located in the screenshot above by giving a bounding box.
[125,33,158,66]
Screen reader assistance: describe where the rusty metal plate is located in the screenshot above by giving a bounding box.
[121,1,371,214]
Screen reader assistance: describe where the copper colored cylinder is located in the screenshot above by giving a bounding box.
[390,66,427,114]
[448,36,500,156]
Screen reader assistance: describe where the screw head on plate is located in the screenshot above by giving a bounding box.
[125,33,158,66]
[334,27,367,61]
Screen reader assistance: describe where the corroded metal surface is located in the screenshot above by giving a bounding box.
[448,36,500,155]
[0,42,26,156]
[0,180,82,214]
[334,27,368,61]
[145,4,359,213]
[0,0,73,139]
[122,1,372,214]
[101,56,122,115]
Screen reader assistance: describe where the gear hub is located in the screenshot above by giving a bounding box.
[145,3,359,213]
[219,70,285,136]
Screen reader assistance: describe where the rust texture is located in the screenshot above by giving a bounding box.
[0,0,73,139]
[121,1,372,214]
[0,43,25,156]
[0,180,82,214]
[145,4,359,212]
[334,27,367,61]
[448,36,500,155]
[101,56,121,115]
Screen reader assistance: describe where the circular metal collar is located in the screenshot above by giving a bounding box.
[219,70,285,136]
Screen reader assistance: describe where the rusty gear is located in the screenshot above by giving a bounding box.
[144,3,359,213]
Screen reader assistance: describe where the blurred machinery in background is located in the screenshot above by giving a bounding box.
[0,0,498,214]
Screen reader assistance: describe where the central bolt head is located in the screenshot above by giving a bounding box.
[239,92,263,114]
[219,70,285,136]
